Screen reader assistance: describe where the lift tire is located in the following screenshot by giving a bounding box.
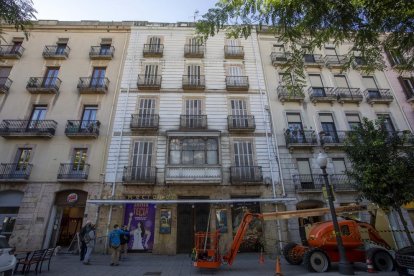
[369,248,395,272]
[282,242,303,265]
[303,248,331,273]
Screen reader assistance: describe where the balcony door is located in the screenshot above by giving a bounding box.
[28,106,47,129]
[332,158,348,187]
[334,75,350,88]
[325,47,339,61]
[227,39,241,54]
[188,37,201,53]
[43,67,59,88]
[14,148,32,175]
[144,65,158,85]
[320,113,338,142]
[378,114,395,132]
[91,67,106,87]
[185,99,202,128]
[132,141,153,180]
[72,148,87,172]
[287,113,305,142]
[231,99,248,128]
[81,106,97,131]
[0,67,11,86]
[149,36,161,52]
[138,98,156,127]
[362,76,380,98]
[99,44,111,55]
[309,74,325,96]
[346,113,361,130]
[233,141,254,179]
[228,66,243,85]
[55,43,67,55]
[187,65,201,85]
[297,159,314,189]
[11,41,22,54]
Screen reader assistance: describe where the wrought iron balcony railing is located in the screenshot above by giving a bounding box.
[180,115,207,129]
[0,78,12,94]
[363,89,394,104]
[277,86,305,103]
[0,45,25,59]
[308,87,336,103]
[130,114,159,130]
[137,75,162,90]
[224,46,244,59]
[123,166,157,184]
[184,44,204,58]
[227,115,256,132]
[89,46,115,59]
[387,131,414,145]
[57,163,90,181]
[303,54,324,66]
[293,174,324,192]
[230,166,263,184]
[284,129,318,148]
[65,120,100,138]
[0,163,33,180]
[319,130,348,146]
[329,174,357,191]
[182,75,205,90]
[324,55,348,67]
[270,52,292,66]
[165,165,222,184]
[77,77,109,93]
[26,77,61,94]
[335,87,363,104]
[225,76,249,91]
[42,45,70,59]
[0,120,57,138]
[143,44,164,57]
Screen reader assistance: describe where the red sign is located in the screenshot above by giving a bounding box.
[67,193,78,204]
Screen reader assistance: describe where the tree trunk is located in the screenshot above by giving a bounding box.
[395,206,414,247]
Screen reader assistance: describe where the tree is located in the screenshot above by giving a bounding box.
[0,0,36,39]
[196,0,414,85]
[344,117,414,246]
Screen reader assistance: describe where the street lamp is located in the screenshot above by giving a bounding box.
[316,152,354,275]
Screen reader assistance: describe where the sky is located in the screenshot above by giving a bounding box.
[32,0,218,22]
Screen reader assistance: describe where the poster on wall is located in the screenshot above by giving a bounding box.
[159,209,171,234]
[124,203,155,251]
[215,209,228,233]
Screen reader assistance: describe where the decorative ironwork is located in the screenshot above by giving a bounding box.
[285,129,317,147]
[130,114,159,130]
[26,77,61,94]
[65,120,100,138]
[303,54,324,66]
[325,55,348,67]
[308,87,336,103]
[77,77,109,93]
[293,174,324,191]
[0,163,33,180]
[0,78,12,93]
[123,166,157,184]
[42,45,70,59]
[225,76,249,91]
[330,174,357,191]
[277,86,305,103]
[89,46,115,59]
[0,45,25,59]
[227,115,256,132]
[137,75,162,90]
[335,88,363,103]
[57,163,90,181]
[184,44,204,58]
[143,44,164,57]
[270,52,292,66]
[230,166,263,184]
[224,46,244,59]
[319,131,349,145]
[363,89,394,104]
[180,115,207,129]
[182,75,205,90]
[0,120,57,138]
[165,166,222,183]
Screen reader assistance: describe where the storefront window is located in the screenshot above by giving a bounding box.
[168,137,218,165]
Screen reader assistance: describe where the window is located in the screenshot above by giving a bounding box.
[43,67,59,87]
[188,37,202,52]
[334,75,350,88]
[309,74,325,96]
[99,44,111,55]
[377,114,395,132]
[186,65,202,85]
[388,50,405,66]
[273,44,285,53]
[362,76,380,98]
[286,113,306,143]
[324,47,338,56]
[233,141,253,167]
[399,77,414,98]
[332,158,347,174]
[72,148,87,171]
[131,141,153,179]
[91,67,106,87]
[230,99,248,127]
[320,113,338,142]
[297,158,314,189]
[227,66,244,85]
[148,36,161,52]
[14,148,32,172]
[11,41,22,54]
[55,43,67,55]
[346,113,361,130]
[81,106,98,130]
[138,98,156,127]
[184,99,203,128]
[226,39,242,55]
[0,67,11,86]
[144,64,159,84]
[302,46,315,63]
[29,105,47,123]
[278,73,293,85]
[169,137,218,165]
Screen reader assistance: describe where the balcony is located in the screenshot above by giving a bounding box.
[182,75,205,90]
[230,166,263,185]
[137,75,162,90]
[89,46,115,59]
[26,77,61,94]
[364,89,394,105]
[77,77,109,94]
[303,54,324,67]
[325,55,348,68]
[330,174,357,192]
[284,129,317,152]
[277,85,305,104]
[165,165,222,184]
[0,45,24,59]
[42,45,70,59]
[123,166,157,184]
[143,44,163,57]
[319,131,348,149]
[0,163,33,181]
[65,120,100,138]
[57,163,90,182]
[224,46,244,59]
[225,76,249,91]
[308,87,336,104]
[335,88,363,104]
[0,78,12,94]
[293,174,324,192]
[354,56,368,69]
[130,114,159,130]
[0,120,57,138]
[184,45,204,58]
[387,131,414,146]
[270,52,292,66]
[180,115,207,130]
[227,115,256,133]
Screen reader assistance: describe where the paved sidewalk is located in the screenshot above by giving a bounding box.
[37,253,398,276]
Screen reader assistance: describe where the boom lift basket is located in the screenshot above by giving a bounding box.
[193,231,222,269]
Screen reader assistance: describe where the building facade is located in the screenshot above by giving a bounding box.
[0,21,130,251]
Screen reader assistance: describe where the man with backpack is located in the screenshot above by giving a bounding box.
[83,224,96,265]
[79,221,92,261]
[120,225,130,260]
[109,224,125,266]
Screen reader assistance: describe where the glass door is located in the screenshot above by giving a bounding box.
[43,67,59,88]
[132,141,153,180]
[13,148,32,176]
[91,67,106,87]
[80,106,97,131]
[231,99,248,128]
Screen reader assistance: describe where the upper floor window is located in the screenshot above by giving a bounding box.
[399,77,414,98]
[377,114,395,132]
[334,75,350,88]
[169,137,218,165]
[387,50,405,66]
[346,113,361,130]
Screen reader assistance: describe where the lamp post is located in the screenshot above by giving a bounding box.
[316,152,354,275]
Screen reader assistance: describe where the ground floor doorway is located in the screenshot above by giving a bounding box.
[0,190,24,241]
[296,200,325,245]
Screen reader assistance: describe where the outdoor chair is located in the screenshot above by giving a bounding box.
[39,247,55,273]
[14,249,46,275]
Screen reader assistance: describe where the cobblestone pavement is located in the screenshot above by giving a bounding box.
[30,253,398,276]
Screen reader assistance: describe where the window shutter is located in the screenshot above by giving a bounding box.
[398,76,412,99]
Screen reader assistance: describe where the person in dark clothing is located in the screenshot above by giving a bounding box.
[79,220,92,261]
[119,225,130,260]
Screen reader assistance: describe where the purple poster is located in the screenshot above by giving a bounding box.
[124,203,155,251]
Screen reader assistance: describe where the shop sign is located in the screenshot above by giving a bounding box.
[126,193,175,200]
[124,203,156,251]
[66,193,78,204]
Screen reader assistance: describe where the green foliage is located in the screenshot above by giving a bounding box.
[343,118,414,211]
[0,0,36,40]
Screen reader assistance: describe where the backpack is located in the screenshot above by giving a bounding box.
[83,230,92,243]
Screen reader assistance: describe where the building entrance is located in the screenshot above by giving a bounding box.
[296,200,325,245]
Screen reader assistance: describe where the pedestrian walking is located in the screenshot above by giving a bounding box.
[79,220,92,261]
[109,224,124,266]
[120,225,130,260]
[83,224,96,265]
